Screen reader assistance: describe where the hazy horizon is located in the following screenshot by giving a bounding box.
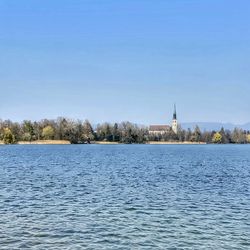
[1,1,249,124]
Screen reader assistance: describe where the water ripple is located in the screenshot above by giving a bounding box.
[0,144,250,249]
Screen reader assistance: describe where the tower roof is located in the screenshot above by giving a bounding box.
[173,104,177,120]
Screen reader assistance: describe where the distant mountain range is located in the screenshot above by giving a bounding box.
[181,122,250,131]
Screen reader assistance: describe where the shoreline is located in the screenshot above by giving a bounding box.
[1,140,249,145]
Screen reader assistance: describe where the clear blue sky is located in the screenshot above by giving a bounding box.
[0,0,249,124]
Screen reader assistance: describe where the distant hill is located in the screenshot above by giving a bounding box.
[181,122,250,131]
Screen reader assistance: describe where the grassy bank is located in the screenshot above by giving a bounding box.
[147,141,207,145]
[17,140,71,145]
[93,141,120,145]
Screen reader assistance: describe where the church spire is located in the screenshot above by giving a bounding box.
[173,104,177,120]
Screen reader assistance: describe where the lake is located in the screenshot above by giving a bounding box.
[0,145,250,249]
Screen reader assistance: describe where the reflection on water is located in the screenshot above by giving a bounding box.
[0,145,250,249]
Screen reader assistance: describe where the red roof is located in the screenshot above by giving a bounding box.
[149,125,170,131]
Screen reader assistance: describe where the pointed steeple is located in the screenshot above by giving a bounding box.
[172,104,178,134]
[173,104,177,120]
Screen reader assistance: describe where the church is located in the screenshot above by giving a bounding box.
[149,105,178,134]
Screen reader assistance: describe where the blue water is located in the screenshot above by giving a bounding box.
[0,145,250,249]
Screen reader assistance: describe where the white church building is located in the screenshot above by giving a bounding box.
[149,105,178,134]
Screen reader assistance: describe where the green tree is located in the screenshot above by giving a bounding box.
[177,126,185,142]
[202,131,213,143]
[247,134,250,143]
[112,123,120,142]
[191,126,202,142]
[22,120,35,141]
[212,132,222,143]
[96,123,113,141]
[104,124,112,141]
[219,127,229,143]
[3,128,15,144]
[33,121,43,140]
[82,120,94,143]
[185,128,192,141]
[42,125,55,140]
[231,128,246,144]
[120,122,140,143]
[56,117,69,140]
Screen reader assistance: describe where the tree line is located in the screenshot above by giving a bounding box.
[0,118,249,144]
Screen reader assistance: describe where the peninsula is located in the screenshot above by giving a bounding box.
[0,110,249,145]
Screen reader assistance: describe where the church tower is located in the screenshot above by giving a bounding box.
[172,104,178,134]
